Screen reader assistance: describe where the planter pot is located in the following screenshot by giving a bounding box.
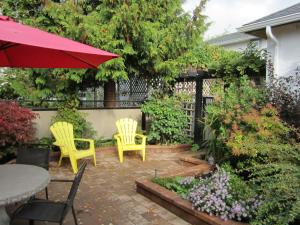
[0,153,15,164]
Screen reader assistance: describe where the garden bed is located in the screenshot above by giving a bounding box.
[136,158,248,225]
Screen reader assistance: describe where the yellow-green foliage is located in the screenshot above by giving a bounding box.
[226,103,290,156]
[204,75,300,225]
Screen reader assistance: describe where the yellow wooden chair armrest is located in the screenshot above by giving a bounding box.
[53,141,64,147]
[114,134,121,139]
[74,138,94,143]
[74,138,95,149]
[114,135,122,145]
[135,134,146,139]
[135,134,146,144]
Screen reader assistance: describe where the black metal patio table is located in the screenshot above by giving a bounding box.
[0,164,50,225]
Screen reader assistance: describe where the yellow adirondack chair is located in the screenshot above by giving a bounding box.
[114,118,147,163]
[50,122,96,173]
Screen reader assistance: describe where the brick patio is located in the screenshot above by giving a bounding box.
[11,150,192,225]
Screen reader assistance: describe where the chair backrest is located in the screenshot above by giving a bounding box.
[16,144,50,170]
[50,122,76,155]
[116,118,138,145]
[62,161,87,218]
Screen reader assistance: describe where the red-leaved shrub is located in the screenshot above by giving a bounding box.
[0,101,38,152]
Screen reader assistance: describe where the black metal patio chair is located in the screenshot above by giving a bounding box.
[16,144,51,199]
[11,161,87,225]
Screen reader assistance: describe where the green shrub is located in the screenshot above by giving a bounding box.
[152,176,198,198]
[204,75,300,224]
[38,137,53,146]
[203,76,266,161]
[52,104,96,139]
[235,143,300,225]
[226,103,291,157]
[208,43,266,80]
[141,93,190,144]
[94,138,116,148]
[191,143,200,152]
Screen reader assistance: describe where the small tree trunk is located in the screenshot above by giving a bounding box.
[104,79,116,107]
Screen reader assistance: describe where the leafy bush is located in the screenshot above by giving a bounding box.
[267,74,300,128]
[52,104,96,139]
[208,43,266,80]
[226,103,290,157]
[203,76,266,161]
[94,138,116,148]
[0,101,38,159]
[38,137,53,146]
[203,74,300,224]
[141,93,190,144]
[152,176,196,198]
[235,143,300,225]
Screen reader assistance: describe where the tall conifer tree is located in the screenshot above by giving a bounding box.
[0,0,208,106]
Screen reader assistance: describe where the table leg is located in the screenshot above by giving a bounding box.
[0,206,9,225]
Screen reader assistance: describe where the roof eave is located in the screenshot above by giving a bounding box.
[238,12,300,33]
[208,36,257,46]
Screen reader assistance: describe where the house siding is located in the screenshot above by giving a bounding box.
[270,22,300,77]
[222,40,253,52]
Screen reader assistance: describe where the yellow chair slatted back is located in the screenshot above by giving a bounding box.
[116,118,137,145]
[50,122,76,155]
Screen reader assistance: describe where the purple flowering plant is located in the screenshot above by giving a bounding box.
[152,164,261,222]
[187,165,261,222]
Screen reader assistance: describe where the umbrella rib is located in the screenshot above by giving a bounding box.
[0,42,19,50]
[2,49,13,66]
[61,51,98,69]
[0,42,19,66]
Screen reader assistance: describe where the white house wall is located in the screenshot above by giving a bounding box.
[221,39,267,52]
[260,39,267,50]
[222,41,251,52]
[270,22,300,77]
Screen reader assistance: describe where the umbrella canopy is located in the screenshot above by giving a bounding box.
[0,16,118,68]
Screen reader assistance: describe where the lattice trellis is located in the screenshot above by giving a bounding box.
[182,102,195,138]
[203,79,220,96]
[147,77,164,90]
[174,81,196,95]
[117,76,148,107]
[174,79,220,97]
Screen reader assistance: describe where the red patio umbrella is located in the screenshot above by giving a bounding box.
[0,16,118,68]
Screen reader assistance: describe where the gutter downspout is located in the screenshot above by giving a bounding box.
[266,26,279,83]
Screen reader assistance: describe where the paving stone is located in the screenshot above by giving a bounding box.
[170,218,191,225]
[10,151,191,225]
